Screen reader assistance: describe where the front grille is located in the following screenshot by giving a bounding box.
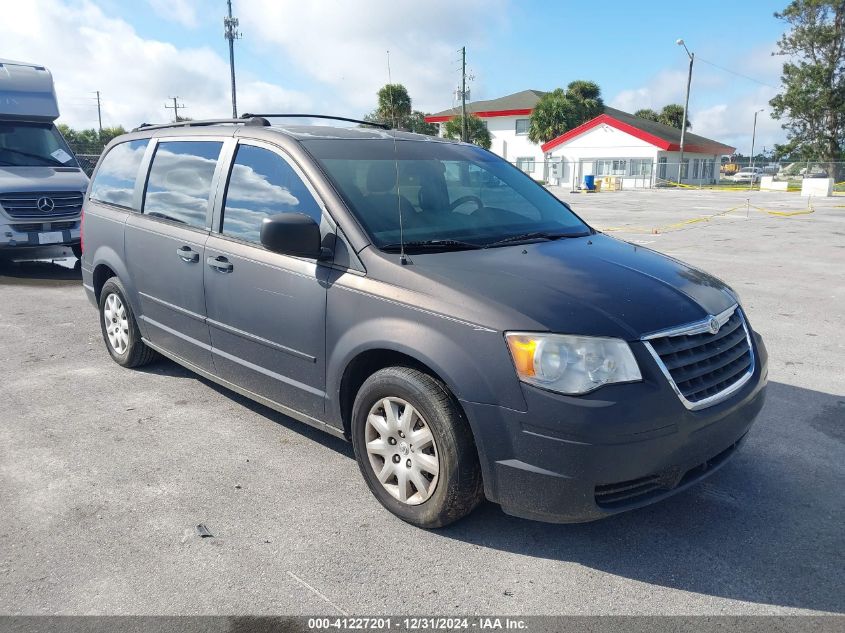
[0,191,83,218]
[644,306,754,409]
[595,436,744,509]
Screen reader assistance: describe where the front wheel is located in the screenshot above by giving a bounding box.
[351,366,483,528]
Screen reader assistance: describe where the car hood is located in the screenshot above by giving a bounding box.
[406,234,736,340]
[0,166,89,192]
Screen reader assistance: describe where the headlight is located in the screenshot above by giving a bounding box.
[505,333,641,395]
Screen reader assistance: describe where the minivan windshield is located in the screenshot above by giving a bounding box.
[0,122,79,168]
[303,139,590,249]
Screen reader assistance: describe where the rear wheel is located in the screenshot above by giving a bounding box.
[98,277,157,368]
[351,366,483,528]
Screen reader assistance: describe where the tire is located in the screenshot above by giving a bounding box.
[351,366,483,528]
[98,277,157,368]
[71,243,82,260]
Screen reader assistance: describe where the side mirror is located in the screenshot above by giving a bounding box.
[260,213,328,259]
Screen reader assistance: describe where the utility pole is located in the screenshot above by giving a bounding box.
[676,38,694,184]
[94,91,102,135]
[461,46,467,143]
[749,109,764,190]
[224,0,241,118]
[165,97,186,121]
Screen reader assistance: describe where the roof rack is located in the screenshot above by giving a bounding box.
[240,113,390,130]
[131,116,271,132]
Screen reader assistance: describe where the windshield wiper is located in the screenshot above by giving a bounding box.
[483,231,584,248]
[0,147,67,167]
[381,239,483,252]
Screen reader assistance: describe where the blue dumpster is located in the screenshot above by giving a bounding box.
[584,174,595,190]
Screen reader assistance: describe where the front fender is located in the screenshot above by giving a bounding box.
[325,285,528,428]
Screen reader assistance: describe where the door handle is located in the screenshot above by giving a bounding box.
[206,255,233,273]
[176,246,199,263]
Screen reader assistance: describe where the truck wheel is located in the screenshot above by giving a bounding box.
[71,243,82,259]
[98,277,157,368]
[351,366,483,528]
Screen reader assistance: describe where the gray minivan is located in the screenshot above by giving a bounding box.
[81,116,767,528]
[0,59,87,257]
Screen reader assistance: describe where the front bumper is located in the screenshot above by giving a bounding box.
[0,218,80,250]
[461,331,768,523]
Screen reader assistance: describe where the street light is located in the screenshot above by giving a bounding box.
[749,108,765,190]
[676,38,694,184]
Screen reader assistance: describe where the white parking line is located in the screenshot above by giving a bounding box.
[287,570,349,616]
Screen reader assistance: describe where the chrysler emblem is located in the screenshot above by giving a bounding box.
[708,316,720,335]
[36,196,55,212]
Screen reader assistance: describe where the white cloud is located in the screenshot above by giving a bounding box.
[610,43,787,151]
[610,70,689,113]
[694,88,783,154]
[0,0,312,130]
[145,0,198,28]
[239,0,506,115]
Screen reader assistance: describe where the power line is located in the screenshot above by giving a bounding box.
[695,56,779,89]
[165,96,186,121]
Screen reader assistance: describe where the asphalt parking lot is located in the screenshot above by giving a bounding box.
[1,189,842,616]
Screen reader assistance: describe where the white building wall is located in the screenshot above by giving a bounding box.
[437,115,546,179]
[546,124,720,188]
[437,117,724,187]
[484,116,545,178]
[546,124,657,189]
[656,151,721,184]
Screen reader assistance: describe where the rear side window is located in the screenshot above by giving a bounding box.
[143,140,222,229]
[221,144,322,244]
[90,139,149,209]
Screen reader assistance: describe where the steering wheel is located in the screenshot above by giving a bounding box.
[448,195,484,213]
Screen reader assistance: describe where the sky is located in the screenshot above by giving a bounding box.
[1,0,791,154]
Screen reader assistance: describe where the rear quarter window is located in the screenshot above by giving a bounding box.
[89,139,150,209]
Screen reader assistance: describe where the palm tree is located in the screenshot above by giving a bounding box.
[528,81,604,144]
[376,84,412,129]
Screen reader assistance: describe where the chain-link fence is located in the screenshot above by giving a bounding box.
[64,142,104,176]
[506,158,845,192]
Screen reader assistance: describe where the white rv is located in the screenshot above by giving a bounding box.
[0,58,87,258]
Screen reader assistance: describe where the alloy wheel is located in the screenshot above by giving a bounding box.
[365,397,440,505]
[103,293,130,355]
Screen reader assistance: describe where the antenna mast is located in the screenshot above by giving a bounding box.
[461,46,467,142]
[224,0,241,118]
[165,96,186,121]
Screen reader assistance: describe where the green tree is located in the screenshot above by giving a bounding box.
[57,124,127,153]
[658,104,691,130]
[634,108,661,122]
[528,89,577,144]
[527,80,605,144]
[376,83,412,128]
[565,80,604,122]
[769,0,845,179]
[443,114,491,149]
[634,105,690,129]
[404,111,437,135]
[99,126,127,144]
